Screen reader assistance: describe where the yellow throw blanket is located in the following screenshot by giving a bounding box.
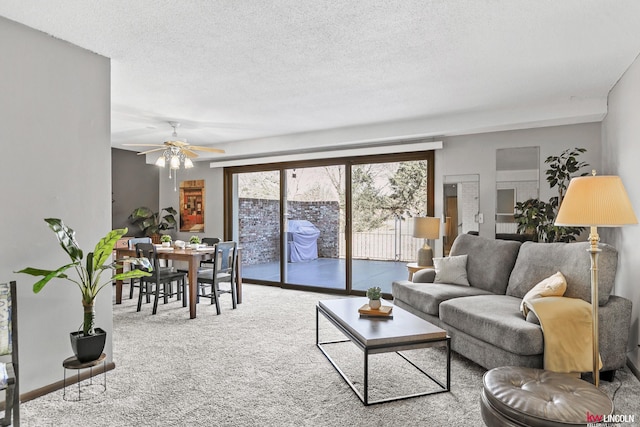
[526,296,602,374]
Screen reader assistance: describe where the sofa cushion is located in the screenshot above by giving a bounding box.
[506,241,618,306]
[449,234,522,294]
[440,295,543,356]
[392,282,493,317]
[520,271,567,317]
[434,255,470,286]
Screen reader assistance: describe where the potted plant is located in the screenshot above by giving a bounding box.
[366,286,382,309]
[160,234,172,247]
[16,218,152,362]
[514,147,589,243]
[128,206,177,243]
[189,235,201,248]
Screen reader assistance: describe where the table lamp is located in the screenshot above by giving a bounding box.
[413,217,441,267]
[555,171,637,387]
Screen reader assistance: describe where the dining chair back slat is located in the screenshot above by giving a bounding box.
[135,243,187,315]
[197,241,238,315]
[126,237,152,299]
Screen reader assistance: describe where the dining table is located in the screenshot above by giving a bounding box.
[114,246,242,319]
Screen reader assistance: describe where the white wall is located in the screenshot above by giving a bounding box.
[0,17,111,393]
[602,52,640,373]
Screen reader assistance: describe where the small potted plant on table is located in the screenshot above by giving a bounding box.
[189,235,201,249]
[366,286,382,310]
[160,234,172,247]
[17,219,152,362]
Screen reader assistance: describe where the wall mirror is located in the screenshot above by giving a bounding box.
[495,147,539,237]
[443,174,479,255]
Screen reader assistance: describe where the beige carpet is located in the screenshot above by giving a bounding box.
[19,284,640,426]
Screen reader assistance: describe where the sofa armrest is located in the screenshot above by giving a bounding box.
[413,268,436,283]
[598,295,632,371]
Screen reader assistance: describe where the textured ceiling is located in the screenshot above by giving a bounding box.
[2,1,640,163]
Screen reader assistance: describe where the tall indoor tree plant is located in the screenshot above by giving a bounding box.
[17,218,151,362]
[514,147,589,242]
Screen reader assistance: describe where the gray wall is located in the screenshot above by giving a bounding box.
[165,124,602,252]
[0,17,112,393]
[602,52,640,373]
[434,123,602,243]
[111,148,159,235]
[159,161,225,242]
[164,123,601,257]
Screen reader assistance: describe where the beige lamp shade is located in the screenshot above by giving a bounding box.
[413,217,441,239]
[555,175,638,227]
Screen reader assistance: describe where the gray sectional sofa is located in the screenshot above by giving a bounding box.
[392,233,632,376]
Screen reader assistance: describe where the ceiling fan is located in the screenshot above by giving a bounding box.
[123,121,226,160]
[123,121,226,190]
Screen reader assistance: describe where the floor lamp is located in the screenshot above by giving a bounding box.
[555,172,637,387]
[413,217,440,267]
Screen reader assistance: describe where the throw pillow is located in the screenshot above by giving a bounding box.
[433,255,470,286]
[520,271,567,317]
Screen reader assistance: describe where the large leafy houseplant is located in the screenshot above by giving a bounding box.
[128,206,177,237]
[514,148,589,242]
[17,219,151,338]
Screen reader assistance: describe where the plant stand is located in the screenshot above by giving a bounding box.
[62,353,107,401]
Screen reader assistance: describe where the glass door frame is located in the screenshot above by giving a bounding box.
[223,150,435,297]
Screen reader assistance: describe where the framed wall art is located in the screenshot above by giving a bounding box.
[179,179,205,232]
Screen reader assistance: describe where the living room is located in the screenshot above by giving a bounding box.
[2,2,640,425]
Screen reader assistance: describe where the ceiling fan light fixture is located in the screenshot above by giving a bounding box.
[170,155,181,169]
[126,121,225,185]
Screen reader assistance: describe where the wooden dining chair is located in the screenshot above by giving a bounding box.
[197,241,238,315]
[135,243,187,315]
[0,281,19,426]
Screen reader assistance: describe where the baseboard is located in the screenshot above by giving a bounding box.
[628,355,640,382]
[8,361,116,407]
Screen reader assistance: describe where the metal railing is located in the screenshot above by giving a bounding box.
[339,230,422,262]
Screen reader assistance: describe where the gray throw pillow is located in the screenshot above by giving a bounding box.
[434,255,470,286]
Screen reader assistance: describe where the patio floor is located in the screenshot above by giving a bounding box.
[242,258,412,294]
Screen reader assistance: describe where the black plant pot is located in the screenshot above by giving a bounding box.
[70,328,107,363]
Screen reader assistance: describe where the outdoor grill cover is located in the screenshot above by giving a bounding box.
[288,220,320,262]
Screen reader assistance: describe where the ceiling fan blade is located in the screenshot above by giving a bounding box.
[137,147,166,155]
[188,145,226,154]
[122,143,167,147]
[165,140,189,147]
[182,149,199,158]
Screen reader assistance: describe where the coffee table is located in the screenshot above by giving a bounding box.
[316,297,450,405]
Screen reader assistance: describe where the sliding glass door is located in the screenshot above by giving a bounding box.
[283,165,346,290]
[225,151,434,296]
[350,159,429,292]
[233,170,281,284]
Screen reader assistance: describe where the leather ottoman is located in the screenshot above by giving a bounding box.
[481,366,613,426]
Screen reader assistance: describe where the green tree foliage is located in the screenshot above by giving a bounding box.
[386,161,428,220]
[514,148,589,242]
[350,166,388,232]
[238,171,279,200]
